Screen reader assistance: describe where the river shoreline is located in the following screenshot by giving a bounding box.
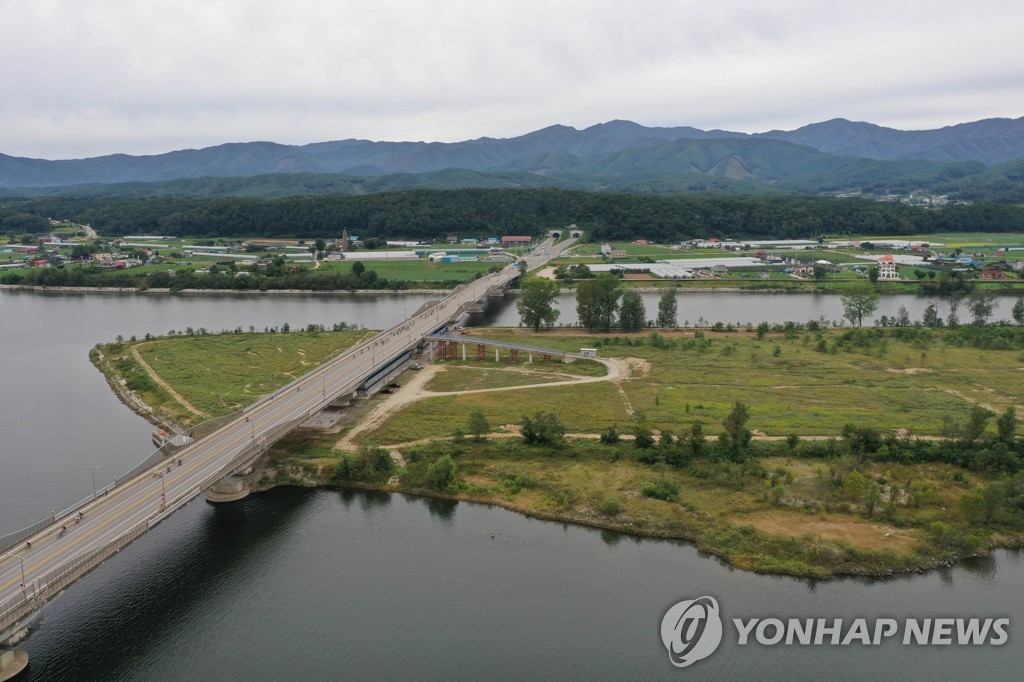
[90,345,1007,582]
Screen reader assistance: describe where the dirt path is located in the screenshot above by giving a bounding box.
[131,346,207,417]
[336,359,625,451]
[335,364,443,450]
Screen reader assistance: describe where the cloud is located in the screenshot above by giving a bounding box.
[1,0,1022,158]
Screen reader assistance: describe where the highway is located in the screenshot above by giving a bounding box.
[0,236,574,638]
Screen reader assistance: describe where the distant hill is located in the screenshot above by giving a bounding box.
[758,117,1024,164]
[1,117,1022,200]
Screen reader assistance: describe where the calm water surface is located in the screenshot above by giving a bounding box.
[2,289,1023,680]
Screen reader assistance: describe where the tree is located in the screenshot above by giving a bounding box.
[1013,297,1024,326]
[967,290,998,326]
[427,454,458,492]
[947,289,965,328]
[591,273,622,331]
[314,238,326,255]
[351,260,366,276]
[618,290,646,331]
[632,415,655,448]
[840,284,880,327]
[688,423,706,458]
[575,280,596,332]
[961,405,994,446]
[921,302,942,328]
[721,401,752,457]
[467,408,489,442]
[516,277,560,331]
[656,287,678,328]
[600,424,620,444]
[521,411,566,446]
[895,305,911,327]
[997,406,1017,444]
[864,482,882,516]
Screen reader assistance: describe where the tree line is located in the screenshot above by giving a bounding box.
[9,189,1024,242]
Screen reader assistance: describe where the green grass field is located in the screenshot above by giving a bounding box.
[96,329,372,424]
[360,328,1023,443]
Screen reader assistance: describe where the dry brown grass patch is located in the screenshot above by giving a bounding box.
[730,510,921,554]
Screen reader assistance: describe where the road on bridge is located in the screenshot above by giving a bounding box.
[0,235,576,637]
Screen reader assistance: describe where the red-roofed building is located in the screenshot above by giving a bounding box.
[877,255,899,280]
[501,236,533,246]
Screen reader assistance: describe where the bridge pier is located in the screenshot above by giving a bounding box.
[0,646,28,681]
[204,473,250,503]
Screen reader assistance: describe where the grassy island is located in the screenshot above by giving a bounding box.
[93,322,1024,579]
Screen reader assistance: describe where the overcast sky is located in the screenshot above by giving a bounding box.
[2,0,1022,159]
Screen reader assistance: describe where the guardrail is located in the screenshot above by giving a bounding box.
[0,408,242,554]
[0,515,148,637]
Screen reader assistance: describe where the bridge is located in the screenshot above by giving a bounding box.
[426,333,572,363]
[0,235,577,677]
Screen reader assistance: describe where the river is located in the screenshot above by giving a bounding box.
[1,289,1022,680]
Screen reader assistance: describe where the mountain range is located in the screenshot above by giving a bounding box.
[2,117,1023,200]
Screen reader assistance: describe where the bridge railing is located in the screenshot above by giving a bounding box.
[0,408,242,555]
[114,409,243,487]
[0,513,149,636]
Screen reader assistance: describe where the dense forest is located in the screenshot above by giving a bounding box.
[8,189,1024,242]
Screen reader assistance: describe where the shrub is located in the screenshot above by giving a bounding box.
[599,497,625,516]
[427,454,459,493]
[521,411,567,446]
[600,425,620,444]
[641,477,679,501]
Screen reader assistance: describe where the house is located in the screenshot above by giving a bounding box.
[980,269,1006,280]
[609,250,628,259]
[876,255,899,280]
[501,236,533,247]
